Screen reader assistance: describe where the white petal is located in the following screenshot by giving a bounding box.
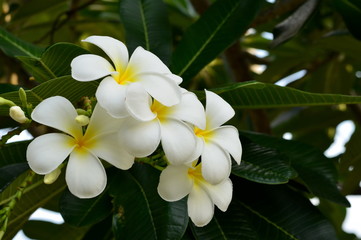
[125,82,156,121]
[31,96,82,138]
[201,142,231,185]
[96,76,129,118]
[83,35,129,73]
[129,46,174,77]
[170,92,206,129]
[128,47,182,106]
[119,118,161,157]
[137,72,182,107]
[71,54,115,81]
[188,186,214,227]
[157,165,192,201]
[160,120,197,165]
[27,133,74,174]
[169,74,182,85]
[200,178,232,212]
[90,133,134,170]
[205,90,235,129]
[66,149,107,198]
[85,103,124,140]
[211,126,242,164]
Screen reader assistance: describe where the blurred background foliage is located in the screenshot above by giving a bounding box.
[1,0,361,239]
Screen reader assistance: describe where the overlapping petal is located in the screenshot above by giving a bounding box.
[95,77,128,118]
[169,92,206,129]
[200,178,232,212]
[119,118,161,157]
[205,90,235,129]
[66,150,107,199]
[71,54,116,81]
[85,103,124,140]
[137,72,182,107]
[201,142,231,184]
[89,133,134,170]
[82,35,129,73]
[125,83,156,121]
[157,165,193,201]
[210,126,242,164]
[160,119,197,165]
[188,186,214,227]
[27,133,75,174]
[31,96,82,138]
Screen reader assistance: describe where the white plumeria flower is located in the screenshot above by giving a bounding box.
[119,86,206,165]
[71,35,182,118]
[157,161,232,227]
[194,90,242,185]
[26,96,134,198]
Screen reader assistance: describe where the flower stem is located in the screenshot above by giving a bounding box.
[0,170,35,240]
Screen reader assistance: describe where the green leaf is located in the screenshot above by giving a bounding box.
[333,0,361,40]
[22,220,88,240]
[60,189,112,227]
[0,84,19,94]
[0,141,29,167]
[119,0,172,64]
[0,76,98,116]
[109,164,188,240]
[1,174,67,240]
[0,163,29,192]
[171,0,263,82]
[0,27,43,58]
[232,135,297,184]
[208,81,361,109]
[191,181,338,240]
[242,132,350,206]
[17,43,89,83]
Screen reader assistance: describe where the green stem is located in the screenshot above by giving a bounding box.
[0,170,35,239]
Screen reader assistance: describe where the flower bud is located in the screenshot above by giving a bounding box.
[44,167,61,184]
[0,97,16,107]
[9,106,29,124]
[75,115,90,126]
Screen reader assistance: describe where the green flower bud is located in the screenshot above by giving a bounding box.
[44,167,61,184]
[9,106,29,124]
[75,115,90,126]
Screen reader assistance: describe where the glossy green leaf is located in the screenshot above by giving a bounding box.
[0,27,43,58]
[0,140,29,167]
[60,189,112,227]
[17,43,89,83]
[109,164,188,240]
[242,132,350,206]
[171,0,263,82]
[232,135,297,184]
[22,220,88,240]
[209,81,361,109]
[119,0,171,64]
[191,181,338,240]
[0,76,98,115]
[0,163,29,192]
[1,174,67,240]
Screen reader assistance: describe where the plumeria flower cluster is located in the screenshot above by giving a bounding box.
[26,36,242,227]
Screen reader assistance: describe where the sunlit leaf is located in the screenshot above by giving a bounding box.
[17,43,89,83]
[0,76,98,116]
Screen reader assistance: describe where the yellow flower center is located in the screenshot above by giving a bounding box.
[113,66,135,85]
[150,100,172,121]
[194,127,213,142]
[187,163,205,184]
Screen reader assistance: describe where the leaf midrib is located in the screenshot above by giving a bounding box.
[177,1,241,76]
[0,29,39,58]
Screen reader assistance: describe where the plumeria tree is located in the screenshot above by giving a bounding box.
[1,0,361,239]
